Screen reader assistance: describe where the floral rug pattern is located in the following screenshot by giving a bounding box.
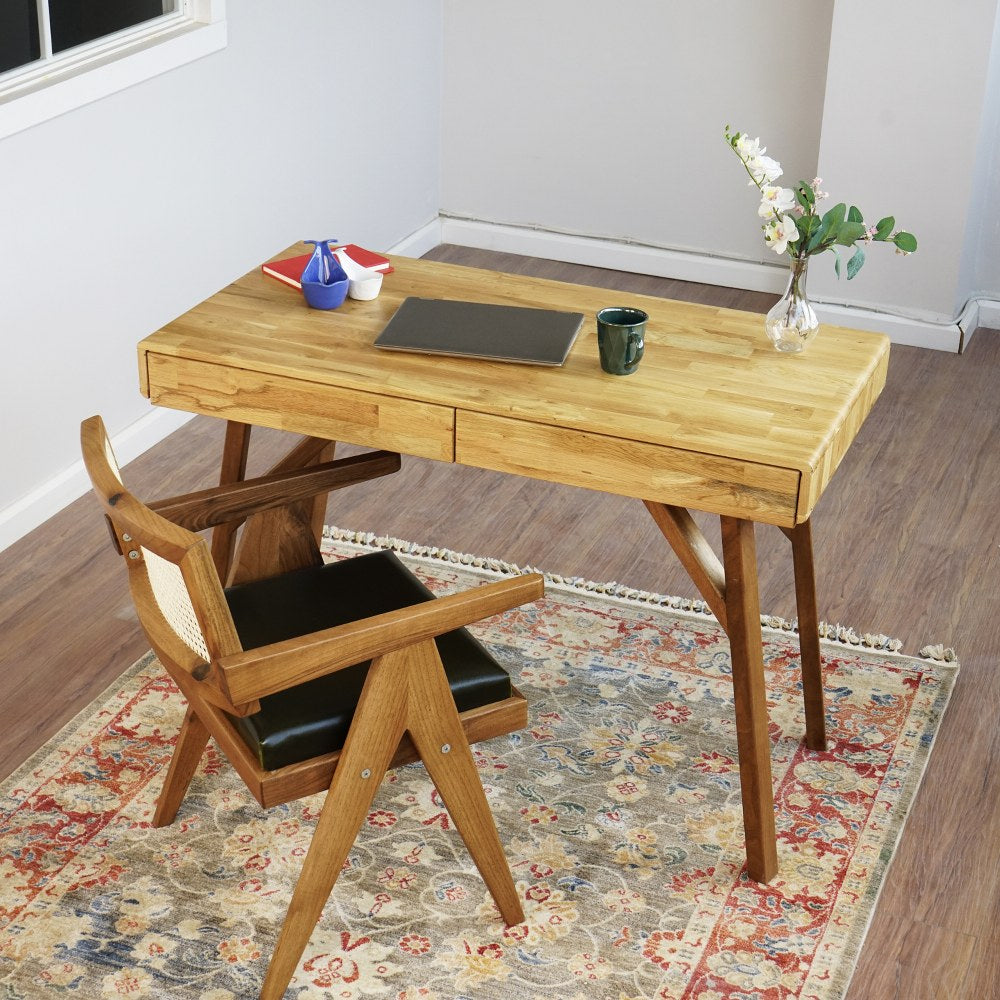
[0,532,957,999]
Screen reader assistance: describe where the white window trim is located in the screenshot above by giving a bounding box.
[0,0,226,141]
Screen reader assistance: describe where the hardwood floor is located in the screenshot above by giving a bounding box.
[3,244,997,999]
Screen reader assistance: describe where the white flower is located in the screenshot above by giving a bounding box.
[735,134,764,160]
[764,214,800,254]
[731,132,782,187]
[757,185,796,218]
[748,154,783,186]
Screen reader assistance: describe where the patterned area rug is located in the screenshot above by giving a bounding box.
[0,529,958,1000]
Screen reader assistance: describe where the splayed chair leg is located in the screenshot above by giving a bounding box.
[153,706,211,828]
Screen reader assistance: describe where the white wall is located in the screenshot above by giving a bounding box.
[958,0,1000,317]
[441,0,1000,340]
[4,1,1000,551]
[811,0,1000,323]
[0,1,442,548]
[442,0,835,265]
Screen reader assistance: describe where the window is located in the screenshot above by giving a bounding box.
[1,2,41,76]
[2,2,177,75]
[0,0,226,140]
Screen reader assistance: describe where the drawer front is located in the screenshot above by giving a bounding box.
[145,354,455,462]
[456,410,801,526]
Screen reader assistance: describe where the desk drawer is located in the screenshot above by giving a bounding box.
[456,411,801,526]
[145,354,455,462]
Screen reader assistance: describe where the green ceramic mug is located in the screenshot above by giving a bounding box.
[597,306,647,375]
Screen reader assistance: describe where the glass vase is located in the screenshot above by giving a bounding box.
[765,256,818,353]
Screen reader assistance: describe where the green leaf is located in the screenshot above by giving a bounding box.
[795,186,812,211]
[807,214,832,253]
[848,205,864,224]
[894,231,918,253]
[846,247,866,279]
[797,181,816,207]
[833,247,843,278]
[822,202,847,231]
[875,216,895,240]
[795,214,820,245]
[834,221,868,247]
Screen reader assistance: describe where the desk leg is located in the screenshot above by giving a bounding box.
[780,520,827,751]
[645,502,778,883]
[226,436,336,586]
[210,421,252,581]
[720,516,779,883]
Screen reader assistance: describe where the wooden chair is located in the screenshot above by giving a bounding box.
[81,416,544,1000]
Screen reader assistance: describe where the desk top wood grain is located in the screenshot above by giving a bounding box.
[139,246,890,525]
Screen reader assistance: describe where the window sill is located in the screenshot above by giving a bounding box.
[0,16,227,141]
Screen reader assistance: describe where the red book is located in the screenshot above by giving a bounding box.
[261,244,393,290]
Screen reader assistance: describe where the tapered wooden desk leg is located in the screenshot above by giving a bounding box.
[227,436,335,586]
[308,440,336,545]
[210,421,252,580]
[784,520,827,751]
[720,516,779,884]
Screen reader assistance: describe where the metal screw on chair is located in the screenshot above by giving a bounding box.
[440,744,451,754]
[128,550,140,560]
[122,533,132,542]
[360,768,371,779]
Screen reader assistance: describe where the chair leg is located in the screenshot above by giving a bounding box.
[407,640,525,927]
[259,653,409,1000]
[153,707,211,828]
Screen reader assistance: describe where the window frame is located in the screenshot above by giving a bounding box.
[0,0,226,141]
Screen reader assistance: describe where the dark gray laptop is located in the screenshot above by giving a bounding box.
[374,297,584,366]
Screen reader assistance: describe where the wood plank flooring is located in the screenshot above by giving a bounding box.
[2,245,997,999]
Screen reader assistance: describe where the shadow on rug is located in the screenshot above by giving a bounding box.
[0,529,958,1000]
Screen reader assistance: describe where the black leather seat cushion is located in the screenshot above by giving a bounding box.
[224,550,512,771]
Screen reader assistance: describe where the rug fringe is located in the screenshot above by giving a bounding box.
[322,526,958,665]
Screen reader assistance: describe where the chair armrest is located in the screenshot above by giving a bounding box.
[149,451,401,531]
[207,572,545,704]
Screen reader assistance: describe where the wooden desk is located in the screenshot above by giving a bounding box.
[138,249,890,883]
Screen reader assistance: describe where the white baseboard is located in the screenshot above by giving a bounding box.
[439,216,966,353]
[0,408,193,555]
[441,216,789,294]
[973,298,1000,334]
[949,297,1000,351]
[815,303,964,352]
[981,301,1000,329]
[389,217,443,259]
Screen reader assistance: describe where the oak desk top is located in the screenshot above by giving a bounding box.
[139,249,890,528]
